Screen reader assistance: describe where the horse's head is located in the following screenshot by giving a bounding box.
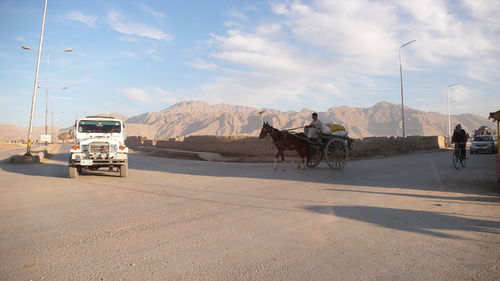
[259,122,272,138]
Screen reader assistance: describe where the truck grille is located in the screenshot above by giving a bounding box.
[90,142,109,153]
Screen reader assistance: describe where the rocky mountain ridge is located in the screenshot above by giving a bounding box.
[124,101,490,139]
[1,101,492,140]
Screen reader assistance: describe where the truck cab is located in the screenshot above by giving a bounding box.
[68,116,129,178]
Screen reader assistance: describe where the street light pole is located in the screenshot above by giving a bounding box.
[45,53,50,138]
[399,39,416,152]
[25,0,48,156]
[447,83,458,144]
[44,48,72,140]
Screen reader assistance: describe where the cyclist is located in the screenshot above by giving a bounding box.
[451,124,467,160]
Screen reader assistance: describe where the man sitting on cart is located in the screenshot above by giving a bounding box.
[304,113,323,138]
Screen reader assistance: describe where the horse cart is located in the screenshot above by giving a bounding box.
[303,132,353,170]
[259,122,353,170]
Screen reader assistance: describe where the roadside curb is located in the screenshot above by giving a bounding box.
[9,144,58,164]
[135,146,227,162]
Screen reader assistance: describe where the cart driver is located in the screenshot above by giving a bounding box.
[304,113,323,138]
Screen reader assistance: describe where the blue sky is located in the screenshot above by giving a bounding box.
[0,0,499,128]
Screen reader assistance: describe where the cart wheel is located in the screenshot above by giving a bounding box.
[324,137,348,170]
[306,143,323,168]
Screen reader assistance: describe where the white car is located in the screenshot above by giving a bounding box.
[69,116,128,178]
[470,135,497,154]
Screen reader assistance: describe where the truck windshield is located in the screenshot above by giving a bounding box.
[78,121,121,133]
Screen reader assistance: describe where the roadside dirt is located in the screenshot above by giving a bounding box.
[0,143,25,150]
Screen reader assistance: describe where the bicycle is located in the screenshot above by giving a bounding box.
[453,142,466,169]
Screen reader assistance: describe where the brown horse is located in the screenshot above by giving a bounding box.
[259,122,310,170]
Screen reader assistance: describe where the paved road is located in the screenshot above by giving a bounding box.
[0,145,498,280]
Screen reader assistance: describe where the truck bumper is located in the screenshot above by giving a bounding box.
[69,153,128,167]
[69,159,127,167]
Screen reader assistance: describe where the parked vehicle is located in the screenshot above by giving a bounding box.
[470,135,497,154]
[68,116,128,178]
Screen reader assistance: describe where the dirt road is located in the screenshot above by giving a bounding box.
[0,145,498,280]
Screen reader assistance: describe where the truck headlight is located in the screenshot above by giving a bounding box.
[109,144,118,153]
[81,144,89,152]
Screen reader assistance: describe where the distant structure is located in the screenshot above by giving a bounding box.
[473,126,492,137]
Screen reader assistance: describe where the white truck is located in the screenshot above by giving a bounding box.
[68,116,128,178]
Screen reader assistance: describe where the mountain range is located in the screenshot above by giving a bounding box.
[123,101,490,139]
[0,101,493,140]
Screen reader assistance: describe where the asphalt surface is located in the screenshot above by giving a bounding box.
[0,144,499,280]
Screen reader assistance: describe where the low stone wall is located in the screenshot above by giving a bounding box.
[156,135,280,157]
[125,136,147,148]
[130,135,446,159]
[351,136,445,158]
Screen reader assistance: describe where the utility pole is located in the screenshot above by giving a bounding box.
[25,0,48,156]
[51,111,54,143]
[399,39,416,152]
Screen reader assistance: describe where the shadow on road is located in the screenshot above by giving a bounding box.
[302,205,500,240]
[324,188,500,205]
[128,151,499,197]
[2,147,498,201]
[1,162,68,178]
[0,149,121,179]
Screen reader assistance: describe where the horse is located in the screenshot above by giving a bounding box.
[259,122,310,171]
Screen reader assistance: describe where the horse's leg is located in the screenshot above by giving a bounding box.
[295,149,301,169]
[280,150,288,171]
[282,156,289,171]
[297,148,307,170]
[274,149,281,171]
[300,154,306,170]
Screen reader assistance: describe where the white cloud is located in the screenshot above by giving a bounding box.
[119,88,152,102]
[191,59,220,71]
[225,7,248,22]
[137,3,165,20]
[118,36,142,43]
[65,10,97,28]
[118,87,179,104]
[107,11,172,41]
[462,0,500,29]
[154,88,178,103]
[448,85,475,102]
[193,0,500,111]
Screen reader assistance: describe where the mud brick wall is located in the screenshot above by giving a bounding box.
[143,140,156,147]
[133,135,445,158]
[125,136,146,148]
[156,135,285,157]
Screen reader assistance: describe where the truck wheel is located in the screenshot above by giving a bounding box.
[119,163,128,177]
[69,167,78,178]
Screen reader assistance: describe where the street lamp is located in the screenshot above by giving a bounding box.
[24,0,48,156]
[51,111,65,143]
[447,83,458,143]
[399,39,416,152]
[45,48,73,137]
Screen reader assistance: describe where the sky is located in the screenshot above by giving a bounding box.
[0,0,499,128]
